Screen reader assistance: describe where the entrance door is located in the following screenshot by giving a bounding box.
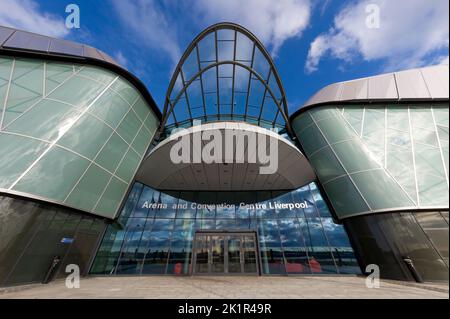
[193,232,258,275]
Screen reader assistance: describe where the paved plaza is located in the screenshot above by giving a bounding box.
[1,275,448,299]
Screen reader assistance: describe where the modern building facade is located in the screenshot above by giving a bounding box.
[0,23,447,287]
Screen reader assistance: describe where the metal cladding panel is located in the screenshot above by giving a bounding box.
[0,25,119,67]
[0,26,14,45]
[421,65,450,99]
[395,68,431,99]
[4,31,50,52]
[298,65,449,111]
[368,73,398,100]
[305,83,342,105]
[83,45,104,61]
[49,38,84,56]
[340,78,368,101]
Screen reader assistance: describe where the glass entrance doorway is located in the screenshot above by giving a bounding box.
[193,232,259,275]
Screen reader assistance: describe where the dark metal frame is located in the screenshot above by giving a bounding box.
[161,22,293,136]
[191,230,260,276]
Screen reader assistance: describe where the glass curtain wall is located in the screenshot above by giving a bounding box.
[0,56,160,219]
[0,194,106,287]
[292,104,449,219]
[344,211,449,281]
[91,182,360,275]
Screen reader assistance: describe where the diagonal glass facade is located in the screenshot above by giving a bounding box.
[0,56,160,219]
[91,182,360,276]
[292,103,449,219]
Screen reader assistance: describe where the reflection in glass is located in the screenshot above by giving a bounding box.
[92,182,360,276]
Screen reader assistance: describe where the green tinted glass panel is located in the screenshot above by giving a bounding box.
[297,124,327,155]
[95,177,128,217]
[316,117,356,144]
[362,108,385,140]
[412,127,438,147]
[310,107,340,122]
[95,133,129,173]
[78,66,116,84]
[0,58,13,110]
[45,62,73,94]
[323,177,369,217]
[57,113,112,159]
[132,98,149,122]
[342,107,363,135]
[110,77,139,106]
[13,147,90,201]
[4,60,43,126]
[292,113,313,133]
[131,126,152,156]
[388,107,410,132]
[5,99,80,142]
[333,140,381,173]
[410,106,434,129]
[433,107,449,127]
[0,134,48,188]
[414,142,448,206]
[144,113,159,133]
[309,147,346,183]
[116,110,140,144]
[116,149,140,182]
[47,75,105,109]
[65,164,111,211]
[351,169,414,210]
[386,147,417,203]
[89,89,130,129]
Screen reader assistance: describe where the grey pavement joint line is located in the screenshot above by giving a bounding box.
[0,276,448,299]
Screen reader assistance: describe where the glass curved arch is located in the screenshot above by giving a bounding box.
[163,23,291,134]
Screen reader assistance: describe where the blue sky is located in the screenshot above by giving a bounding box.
[1,0,448,113]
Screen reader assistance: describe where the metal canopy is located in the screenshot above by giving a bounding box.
[136,122,315,191]
[162,23,292,135]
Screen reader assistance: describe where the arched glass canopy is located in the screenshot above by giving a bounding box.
[162,23,292,135]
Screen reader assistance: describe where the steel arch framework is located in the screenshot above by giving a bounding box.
[161,22,292,135]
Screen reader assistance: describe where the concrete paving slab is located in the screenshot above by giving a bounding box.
[0,276,448,299]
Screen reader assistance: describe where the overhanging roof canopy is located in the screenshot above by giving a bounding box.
[162,23,292,135]
[137,122,314,191]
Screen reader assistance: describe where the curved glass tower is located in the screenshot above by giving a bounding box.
[291,65,449,281]
[0,25,161,286]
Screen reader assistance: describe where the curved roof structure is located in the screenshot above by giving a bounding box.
[137,122,314,191]
[162,23,291,135]
[291,64,449,118]
[0,25,120,67]
[0,25,162,119]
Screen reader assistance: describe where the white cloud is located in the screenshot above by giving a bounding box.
[195,0,311,55]
[306,0,449,73]
[114,51,128,68]
[0,0,68,37]
[111,0,182,67]
[437,55,449,65]
[111,0,311,68]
